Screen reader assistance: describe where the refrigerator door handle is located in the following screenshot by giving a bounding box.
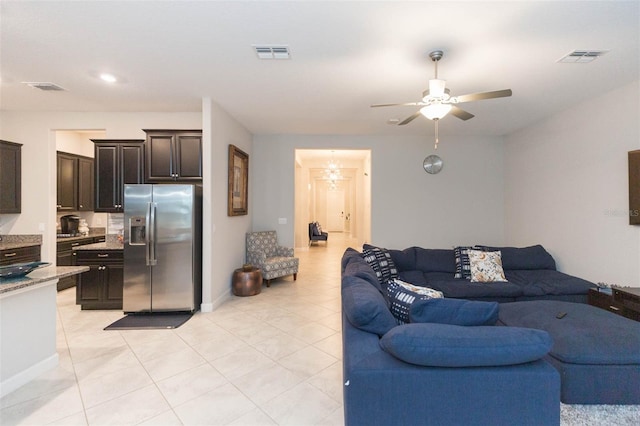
[149,202,158,266]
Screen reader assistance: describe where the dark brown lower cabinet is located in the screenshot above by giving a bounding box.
[75,250,123,310]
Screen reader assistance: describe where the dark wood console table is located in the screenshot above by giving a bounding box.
[588,287,640,321]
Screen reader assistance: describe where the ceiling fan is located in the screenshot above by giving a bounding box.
[371,50,512,148]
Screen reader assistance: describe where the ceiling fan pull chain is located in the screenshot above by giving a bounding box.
[434,119,439,150]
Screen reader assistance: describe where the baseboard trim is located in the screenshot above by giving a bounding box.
[0,353,59,398]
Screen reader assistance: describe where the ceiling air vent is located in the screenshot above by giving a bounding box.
[253,45,290,60]
[558,50,609,63]
[22,82,66,91]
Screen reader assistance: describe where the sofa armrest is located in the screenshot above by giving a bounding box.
[276,246,294,257]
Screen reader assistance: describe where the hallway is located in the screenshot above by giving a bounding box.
[0,233,358,425]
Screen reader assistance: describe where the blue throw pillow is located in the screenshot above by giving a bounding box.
[363,244,398,284]
[410,298,499,326]
[379,323,553,367]
[453,246,473,279]
[342,276,397,336]
[382,279,443,324]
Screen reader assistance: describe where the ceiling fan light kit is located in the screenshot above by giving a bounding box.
[371,50,513,150]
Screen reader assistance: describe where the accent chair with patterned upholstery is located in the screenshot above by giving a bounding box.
[246,230,299,287]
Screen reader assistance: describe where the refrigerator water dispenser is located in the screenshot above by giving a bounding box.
[129,216,146,245]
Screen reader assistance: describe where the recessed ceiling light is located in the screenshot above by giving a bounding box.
[100,73,117,83]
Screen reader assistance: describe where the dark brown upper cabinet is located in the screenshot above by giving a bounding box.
[143,130,202,182]
[56,152,94,212]
[92,140,144,213]
[57,152,78,212]
[0,140,22,214]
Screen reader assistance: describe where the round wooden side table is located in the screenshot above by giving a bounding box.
[232,266,263,296]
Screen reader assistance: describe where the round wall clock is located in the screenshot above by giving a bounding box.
[423,155,443,174]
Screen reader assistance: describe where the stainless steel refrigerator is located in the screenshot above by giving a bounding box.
[123,184,202,313]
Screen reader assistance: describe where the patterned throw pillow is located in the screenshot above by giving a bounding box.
[362,245,398,284]
[383,279,444,324]
[468,250,507,283]
[453,246,473,279]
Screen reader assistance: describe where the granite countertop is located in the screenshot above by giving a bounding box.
[0,234,43,251]
[0,266,89,296]
[73,241,123,251]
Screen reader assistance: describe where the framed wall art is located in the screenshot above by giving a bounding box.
[228,144,249,216]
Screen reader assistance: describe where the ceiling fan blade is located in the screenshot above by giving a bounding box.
[455,89,512,103]
[398,111,422,125]
[371,102,423,108]
[449,105,475,121]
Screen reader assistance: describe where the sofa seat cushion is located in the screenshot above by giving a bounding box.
[499,300,640,365]
[261,256,299,272]
[422,272,524,299]
[410,298,499,326]
[342,276,397,336]
[379,323,553,367]
[505,270,596,297]
[397,270,428,287]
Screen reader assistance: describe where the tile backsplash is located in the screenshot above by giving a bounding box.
[108,214,124,236]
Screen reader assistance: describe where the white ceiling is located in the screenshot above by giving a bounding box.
[1,1,638,138]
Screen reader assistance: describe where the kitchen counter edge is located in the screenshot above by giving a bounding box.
[0,266,89,295]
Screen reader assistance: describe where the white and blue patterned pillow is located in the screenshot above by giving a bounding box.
[383,279,444,324]
[363,245,398,284]
[453,246,473,279]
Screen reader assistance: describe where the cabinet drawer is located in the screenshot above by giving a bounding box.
[0,245,41,265]
[75,250,123,264]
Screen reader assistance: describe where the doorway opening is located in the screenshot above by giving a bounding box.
[294,149,371,250]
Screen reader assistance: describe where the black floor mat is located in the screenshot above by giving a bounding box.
[104,313,193,330]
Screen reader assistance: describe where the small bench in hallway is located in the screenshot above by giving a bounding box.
[499,300,640,404]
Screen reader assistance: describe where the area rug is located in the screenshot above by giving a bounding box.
[104,313,192,330]
[561,403,640,425]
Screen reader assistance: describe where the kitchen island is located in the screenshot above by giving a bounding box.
[0,265,88,397]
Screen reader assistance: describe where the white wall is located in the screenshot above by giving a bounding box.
[504,81,640,285]
[253,134,505,250]
[201,99,253,311]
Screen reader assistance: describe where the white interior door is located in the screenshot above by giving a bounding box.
[326,189,344,232]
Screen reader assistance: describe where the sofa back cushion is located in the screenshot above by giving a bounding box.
[415,248,456,273]
[476,245,556,271]
[379,323,553,367]
[410,298,499,326]
[342,275,397,336]
[388,247,417,271]
[343,249,382,291]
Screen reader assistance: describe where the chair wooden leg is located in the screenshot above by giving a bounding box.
[265,279,271,287]
[293,273,297,281]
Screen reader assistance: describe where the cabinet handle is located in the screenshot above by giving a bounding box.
[609,305,620,311]
[4,252,17,257]
[71,243,80,246]
[97,254,109,258]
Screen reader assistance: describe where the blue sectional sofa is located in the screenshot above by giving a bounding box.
[341,247,563,426]
[388,244,596,303]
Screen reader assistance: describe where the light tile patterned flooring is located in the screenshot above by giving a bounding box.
[1,233,356,426]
